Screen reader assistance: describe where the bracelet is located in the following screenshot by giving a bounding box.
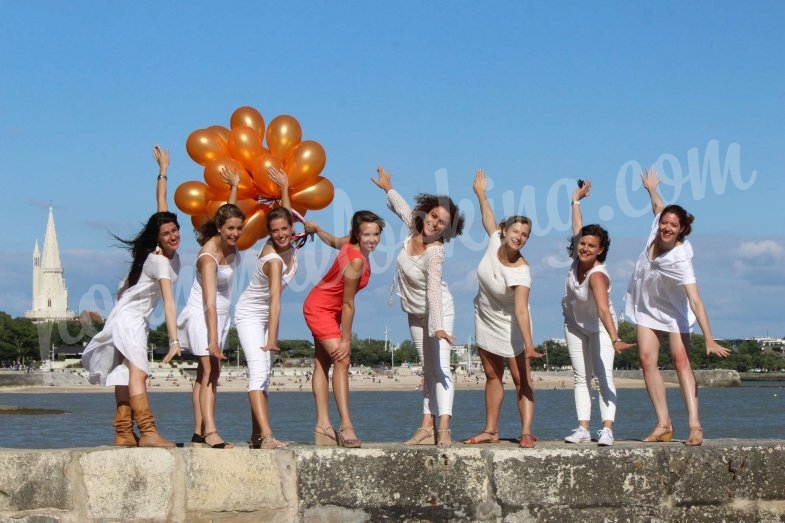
[157,175,167,180]
[612,339,622,344]
[571,201,580,206]
[169,339,180,346]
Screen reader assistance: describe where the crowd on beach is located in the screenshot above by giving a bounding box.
[80,146,730,452]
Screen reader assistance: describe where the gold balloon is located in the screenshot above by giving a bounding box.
[186,129,230,166]
[285,140,326,189]
[266,115,302,159]
[230,106,265,137]
[237,208,269,250]
[290,177,334,210]
[206,125,230,143]
[227,125,264,171]
[174,181,213,216]
[190,214,211,230]
[249,154,284,198]
[203,157,255,199]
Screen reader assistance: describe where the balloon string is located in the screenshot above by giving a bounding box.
[258,198,313,249]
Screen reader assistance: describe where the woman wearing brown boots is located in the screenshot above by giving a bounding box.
[82,145,184,447]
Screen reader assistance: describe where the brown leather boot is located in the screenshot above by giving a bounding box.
[129,393,175,448]
[113,401,139,447]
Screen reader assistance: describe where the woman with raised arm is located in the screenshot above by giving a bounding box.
[234,168,296,449]
[464,169,543,448]
[626,168,730,446]
[178,168,244,449]
[562,180,634,447]
[371,165,464,449]
[82,145,182,447]
[303,210,385,448]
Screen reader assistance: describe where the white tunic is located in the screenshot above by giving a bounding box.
[81,252,180,386]
[474,232,532,357]
[624,213,696,333]
[234,249,298,326]
[562,260,617,333]
[387,189,450,336]
[177,251,238,355]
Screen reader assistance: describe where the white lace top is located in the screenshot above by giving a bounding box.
[387,189,449,336]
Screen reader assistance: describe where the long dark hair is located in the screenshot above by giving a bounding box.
[349,210,385,244]
[197,204,246,246]
[114,211,179,288]
[567,224,611,262]
[661,204,694,241]
[411,193,465,242]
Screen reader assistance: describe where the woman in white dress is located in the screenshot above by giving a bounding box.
[234,168,294,449]
[81,145,182,447]
[372,165,465,449]
[464,169,543,448]
[178,170,243,449]
[625,168,730,446]
[562,180,634,447]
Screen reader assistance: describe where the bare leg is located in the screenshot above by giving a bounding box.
[669,331,700,428]
[192,362,204,436]
[637,326,672,429]
[248,390,272,437]
[320,338,358,443]
[312,340,333,431]
[464,348,504,443]
[198,355,230,447]
[515,354,536,438]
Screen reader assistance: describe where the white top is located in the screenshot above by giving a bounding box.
[387,189,450,336]
[474,232,532,357]
[234,249,298,325]
[624,213,696,333]
[562,259,616,333]
[81,252,180,386]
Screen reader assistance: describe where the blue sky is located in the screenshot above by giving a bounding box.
[1,2,783,346]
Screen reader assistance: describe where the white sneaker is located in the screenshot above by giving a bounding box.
[597,428,614,447]
[564,426,591,444]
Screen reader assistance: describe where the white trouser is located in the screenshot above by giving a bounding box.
[564,322,617,423]
[236,320,271,392]
[408,309,455,417]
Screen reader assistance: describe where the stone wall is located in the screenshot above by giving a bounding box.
[1,441,783,522]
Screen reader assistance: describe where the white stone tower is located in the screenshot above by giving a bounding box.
[25,206,75,322]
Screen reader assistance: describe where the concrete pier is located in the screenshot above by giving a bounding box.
[1,441,783,522]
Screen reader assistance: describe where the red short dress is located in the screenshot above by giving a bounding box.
[303,242,371,341]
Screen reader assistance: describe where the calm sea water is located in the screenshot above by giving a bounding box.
[1,382,783,448]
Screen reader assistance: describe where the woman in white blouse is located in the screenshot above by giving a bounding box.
[625,168,730,446]
[372,165,465,449]
[464,170,543,448]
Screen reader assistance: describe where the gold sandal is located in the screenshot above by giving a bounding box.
[314,425,338,446]
[436,429,452,449]
[337,426,361,448]
[404,427,435,445]
[642,424,673,442]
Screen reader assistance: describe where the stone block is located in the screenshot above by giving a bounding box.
[80,448,175,520]
[297,446,489,521]
[0,450,72,512]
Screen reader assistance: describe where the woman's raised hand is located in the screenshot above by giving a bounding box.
[641,167,660,191]
[371,164,393,192]
[572,179,591,202]
[473,169,488,197]
[153,145,169,174]
[267,166,289,189]
[219,166,241,188]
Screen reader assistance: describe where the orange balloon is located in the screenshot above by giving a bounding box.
[203,157,255,199]
[174,181,213,216]
[266,115,302,159]
[190,214,211,230]
[237,208,269,250]
[249,154,285,198]
[206,198,258,219]
[206,125,230,143]
[290,177,334,210]
[230,106,265,137]
[227,125,265,171]
[186,129,230,166]
[285,140,326,189]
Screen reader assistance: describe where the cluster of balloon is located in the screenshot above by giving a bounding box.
[174,106,334,250]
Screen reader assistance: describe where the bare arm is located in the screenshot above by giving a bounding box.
[160,278,181,364]
[153,145,169,212]
[512,284,543,358]
[332,257,364,362]
[473,169,498,236]
[267,167,291,210]
[641,167,665,216]
[685,283,731,357]
[304,221,347,250]
[571,180,591,236]
[261,257,284,352]
[197,255,227,360]
[588,272,635,353]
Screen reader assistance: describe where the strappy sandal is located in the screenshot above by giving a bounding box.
[436,429,453,449]
[250,434,288,449]
[203,431,234,449]
[404,427,435,445]
[642,424,673,442]
[314,425,338,446]
[337,426,362,448]
[685,426,703,447]
[463,430,499,444]
[519,433,537,448]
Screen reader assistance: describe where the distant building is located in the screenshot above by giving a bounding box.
[24,206,75,323]
[753,337,785,353]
